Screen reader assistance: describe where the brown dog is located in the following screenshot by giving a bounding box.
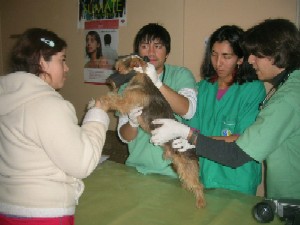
[100,55,205,208]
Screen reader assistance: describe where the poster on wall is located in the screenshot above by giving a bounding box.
[84,19,119,84]
[78,0,127,29]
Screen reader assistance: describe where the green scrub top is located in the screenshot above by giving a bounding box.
[118,64,196,177]
[237,69,300,199]
[187,80,266,195]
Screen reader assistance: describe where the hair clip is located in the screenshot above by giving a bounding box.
[40,38,55,47]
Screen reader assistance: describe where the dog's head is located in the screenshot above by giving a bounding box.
[106,55,149,89]
[115,55,149,74]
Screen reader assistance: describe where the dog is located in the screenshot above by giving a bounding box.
[99,55,205,208]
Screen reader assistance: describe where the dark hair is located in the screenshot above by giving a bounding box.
[10,28,67,75]
[86,30,102,59]
[242,18,300,70]
[133,23,171,55]
[201,25,257,84]
[104,33,111,45]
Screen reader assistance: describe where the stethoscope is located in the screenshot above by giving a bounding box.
[258,69,292,110]
[160,65,166,83]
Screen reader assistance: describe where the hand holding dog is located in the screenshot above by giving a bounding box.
[128,106,143,127]
[87,98,110,112]
[145,63,163,89]
[133,62,162,89]
[150,119,190,145]
[172,138,195,152]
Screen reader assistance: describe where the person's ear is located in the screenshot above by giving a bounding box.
[39,56,50,78]
[237,57,243,66]
[165,54,169,61]
[40,57,47,70]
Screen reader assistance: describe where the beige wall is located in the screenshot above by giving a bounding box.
[184,0,297,80]
[0,0,297,130]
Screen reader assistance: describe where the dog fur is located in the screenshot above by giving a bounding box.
[100,55,206,208]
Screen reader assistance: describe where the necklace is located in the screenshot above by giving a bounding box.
[259,69,291,110]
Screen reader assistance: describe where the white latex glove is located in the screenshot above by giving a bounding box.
[87,98,110,112]
[172,138,195,152]
[87,98,96,110]
[150,119,190,145]
[145,63,162,89]
[128,106,143,127]
[83,101,110,131]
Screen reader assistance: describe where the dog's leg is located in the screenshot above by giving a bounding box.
[165,146,206,208]
[100,95,121,112]
[100,93,133,114]
[100,86,149,115]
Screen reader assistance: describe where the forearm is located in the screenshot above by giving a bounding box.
[187,131,254,168]
[159,84,190,116]
[211,135,239,142]
[119,122,138,142]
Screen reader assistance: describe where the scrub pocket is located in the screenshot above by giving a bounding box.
[221,117,236,136]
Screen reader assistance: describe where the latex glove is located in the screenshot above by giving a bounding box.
[150,119,190,145]
[87,98,109,112]
[83,99,110,130]
[87,98,96,110]
[145,63,162,89]
[172,138,195,152]
[128,106,143,127]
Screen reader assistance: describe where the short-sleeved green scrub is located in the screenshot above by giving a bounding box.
[187,79,266,195]
[118,64,196,177]
[237,69,300,199]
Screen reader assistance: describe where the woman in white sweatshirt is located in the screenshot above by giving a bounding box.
[0,28,109,225]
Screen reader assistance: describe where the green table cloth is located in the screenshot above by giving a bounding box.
[75,161,282,225]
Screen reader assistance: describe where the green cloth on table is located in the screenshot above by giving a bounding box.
[75,161,282,225]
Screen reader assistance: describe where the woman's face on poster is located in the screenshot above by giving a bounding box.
[86,34,100,54]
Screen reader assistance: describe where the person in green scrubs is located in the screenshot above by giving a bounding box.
[186,25,266,195]
[150,18,300,200]
[117,23,197,177]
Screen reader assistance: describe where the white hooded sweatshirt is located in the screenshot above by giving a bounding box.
[0,72,109,217]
